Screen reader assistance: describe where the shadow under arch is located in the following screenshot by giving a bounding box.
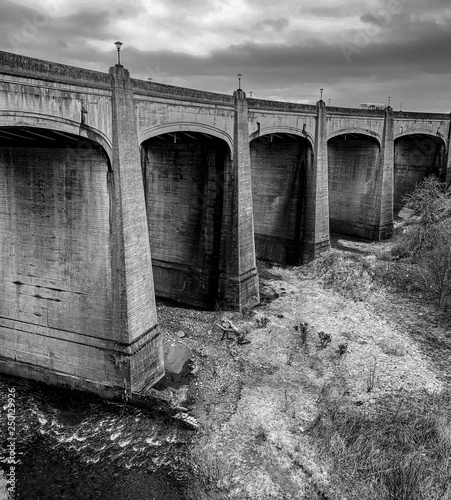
[327,131,382,239]
[140,127,232,309]
[394,131,447,215]
[249,126,314,149]
[249,130,313,265]
[395,128,447,143]
[139,122,233,155]
[0,111,113,165]
[328,128,382,148]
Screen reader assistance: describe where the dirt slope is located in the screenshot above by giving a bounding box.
[157,236,451,499]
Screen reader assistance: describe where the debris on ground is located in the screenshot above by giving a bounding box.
[215,319,251,345]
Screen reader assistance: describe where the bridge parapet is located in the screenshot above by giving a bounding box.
[394,111,450,120]
[0,50,110,89]
[132,78,234,106]
[328,106,385,116]
[248,98,316,113]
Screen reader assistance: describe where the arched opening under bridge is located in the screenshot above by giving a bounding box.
[141,131,230,309]
[328,133,381,239]
[250,133,311,265]
[394,134,446,215]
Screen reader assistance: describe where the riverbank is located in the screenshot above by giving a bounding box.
[160,234,451,499]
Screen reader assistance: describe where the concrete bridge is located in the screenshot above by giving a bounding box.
[1,50,450,396]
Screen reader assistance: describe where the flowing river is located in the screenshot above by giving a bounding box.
[0,374,192,499]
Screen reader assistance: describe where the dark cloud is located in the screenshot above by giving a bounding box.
[253,18,289,31]
[1,0,451,112]
[1,0,139,57]
[299,4,362,18]
[120,24,451,111]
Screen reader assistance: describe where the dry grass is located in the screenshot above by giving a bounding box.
[185,431,238,499]
[313,389,451,500]
[314,252,375,302]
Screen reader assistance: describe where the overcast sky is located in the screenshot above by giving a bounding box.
[1,0,451,112]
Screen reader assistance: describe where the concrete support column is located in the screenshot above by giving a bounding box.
[219,90,259,310]
[303,100,330,262]
[109,65,164,394]
[375,106,394,239]
[445,112,451,187]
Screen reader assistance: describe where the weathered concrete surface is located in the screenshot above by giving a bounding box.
[109,65,163,394]
[304,100,330,260]
[251,136,309,264]
[328,135,381,238]
[0,145,120,392]
[142,135,228,309]
[223,90,259,309]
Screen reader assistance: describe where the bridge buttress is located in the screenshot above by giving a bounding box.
[303,100,330,261]
[109,65,164,393]
[218,90,259,310]
[375,106,395,239]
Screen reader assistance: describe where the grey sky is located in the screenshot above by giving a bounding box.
[1,0,451,111]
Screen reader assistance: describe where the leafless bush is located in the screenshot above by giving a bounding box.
[318,331,332,349]
[315,253,374,301]
[337,343,348,356]
[392,176,451,310]
[293,322,309,345]
[419,223,451,309]
[255,315,269,328]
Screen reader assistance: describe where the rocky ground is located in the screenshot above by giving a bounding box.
[156,233,451,500]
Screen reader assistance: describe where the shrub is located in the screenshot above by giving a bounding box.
[318,331,332,349]
[420,223,451,309]
[392,176,451,309]
[314,253,374,301]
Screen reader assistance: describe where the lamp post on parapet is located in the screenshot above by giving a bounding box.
[388,96,391,107]
[237,73,242,91]
[115,41,123,67]
[320,88,324,101]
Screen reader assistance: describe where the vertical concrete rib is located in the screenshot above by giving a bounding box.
[376,106,394,239]
[219,90,259,310]
[303,100,330,261]
[109,65,164,393]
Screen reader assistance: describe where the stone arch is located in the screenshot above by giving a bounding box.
[0,111,113,165]
[327,131,382,239]
[249,129,312,264]
[328,128,382,147]
[394,132,447,214]
[249,126,314,149]
[139,122,233,155]
[395,129,447,148]
[140,126,231,309]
